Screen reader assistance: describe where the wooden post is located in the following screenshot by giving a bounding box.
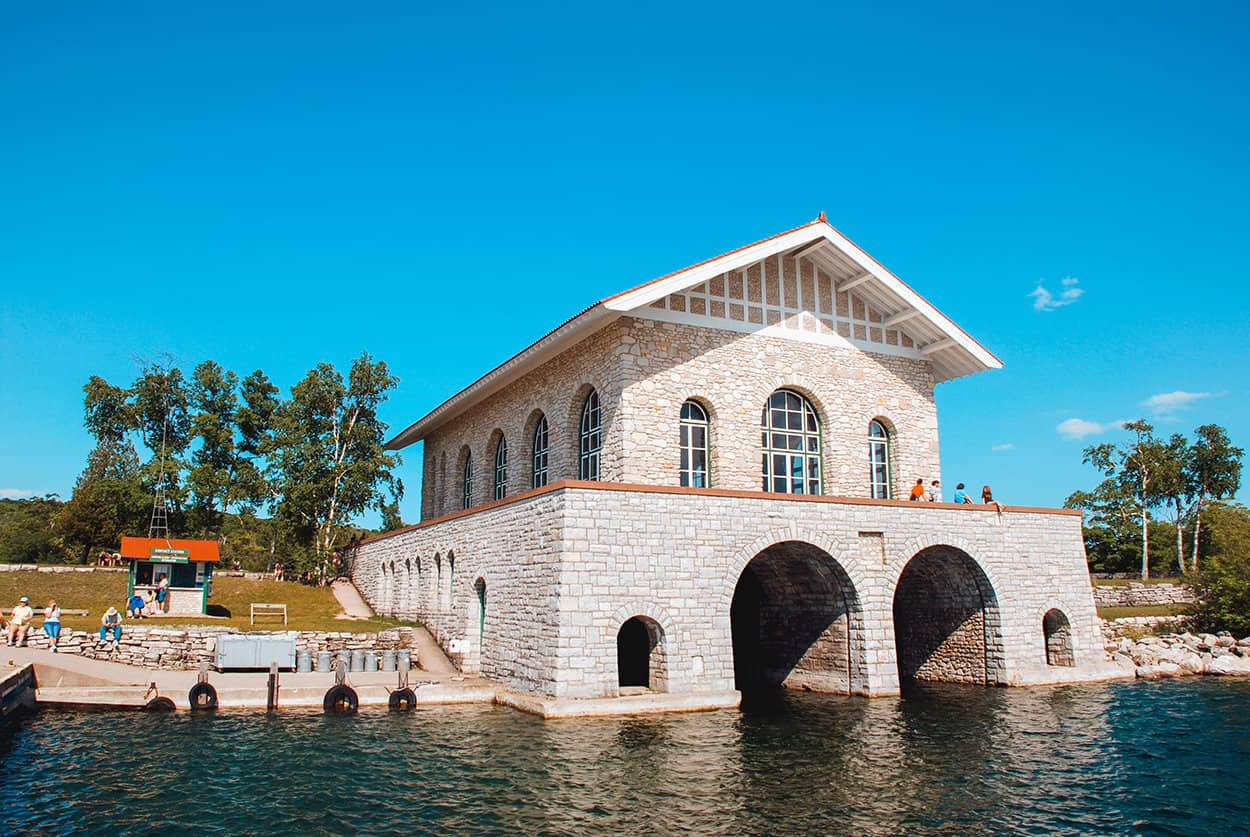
[267,661,279,712]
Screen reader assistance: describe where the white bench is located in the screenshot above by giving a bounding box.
[250,602,288,625]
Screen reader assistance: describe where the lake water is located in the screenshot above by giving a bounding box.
[2,679,1248,835]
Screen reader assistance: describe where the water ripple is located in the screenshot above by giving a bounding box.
[2,679,1248,835]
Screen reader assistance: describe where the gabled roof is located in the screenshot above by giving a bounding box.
[387,215,1001,450]
[120,536,221,563]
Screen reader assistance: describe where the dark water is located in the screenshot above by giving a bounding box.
[3,679,1249,835]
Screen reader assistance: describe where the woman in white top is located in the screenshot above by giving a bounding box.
[43,600,62,652]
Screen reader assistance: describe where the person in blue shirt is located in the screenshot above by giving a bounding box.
[127,593,145,619]
[952,483,973,504]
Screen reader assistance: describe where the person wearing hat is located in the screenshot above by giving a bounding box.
[99,606,123,647]
[6,596,34,647]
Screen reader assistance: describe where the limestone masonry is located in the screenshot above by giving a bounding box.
[353,216,1122,705]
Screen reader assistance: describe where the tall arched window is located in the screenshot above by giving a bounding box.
[679,400,711,488]
[531,414,549,488]
[868,420,892,499]
[761,389,821,495]
[578,389,601,481]
[493,437,508,501]
[462,453,473,510]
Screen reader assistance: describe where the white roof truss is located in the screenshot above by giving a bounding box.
[387,218,1000,449]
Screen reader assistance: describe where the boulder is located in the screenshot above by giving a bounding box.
[1208,655,1250,676]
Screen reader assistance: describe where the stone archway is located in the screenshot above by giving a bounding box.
[1043,608,1074,667]
[730,540,863,694]
[616,616,667,693]
[892,545,1003,687]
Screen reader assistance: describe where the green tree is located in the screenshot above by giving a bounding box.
[186,360,240,537]
[1065,480,1142,574]
[1154,433,1192,576]
[268,354,402,576]
[0,496,68,564]
[1189,502,1250,635]
[235,369,281,569]
[1187,424,1243,572]
[130,357,192,523]
[56,438,149,563]
[1083,420,1168,579]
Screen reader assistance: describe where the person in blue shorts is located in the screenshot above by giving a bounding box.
[155,575,170,613]
[43,600,62,652]
[99,606,122,646]
[127,593,146,619]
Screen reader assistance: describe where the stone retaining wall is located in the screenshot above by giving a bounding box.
[13,627,422,671]
[1092,583,1195,608]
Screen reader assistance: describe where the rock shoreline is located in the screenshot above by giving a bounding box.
[1104,630,1250,679]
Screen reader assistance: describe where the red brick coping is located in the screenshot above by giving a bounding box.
[358,481,1079,548]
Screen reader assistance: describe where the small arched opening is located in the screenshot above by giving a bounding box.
[1043,609,1075,667]
[616,616,667,693]
[892,545,1004,689]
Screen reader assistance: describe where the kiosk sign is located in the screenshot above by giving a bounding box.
[149,547,191,563]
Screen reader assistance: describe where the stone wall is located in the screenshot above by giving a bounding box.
[15,626,422,671]
[1092,583,1195,608]
[420,315,942,519]
[353,482,1113,700]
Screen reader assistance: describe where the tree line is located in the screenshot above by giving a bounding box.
[1065,421,1243,579]
[4,353,403,577]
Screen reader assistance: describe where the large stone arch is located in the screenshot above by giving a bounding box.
[725,532,866,695]
[891,544,1004,687]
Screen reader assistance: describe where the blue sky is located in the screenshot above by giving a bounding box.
[2,2,1247,524]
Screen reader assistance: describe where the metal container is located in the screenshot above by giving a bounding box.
[215,634,297,671]
[350,649,365,672]
[364,651,378,672]
[381,650,397,671]
[296,650,312,673]
[335,650,351,669]
[316,651,332,673]
[397,649,412,671]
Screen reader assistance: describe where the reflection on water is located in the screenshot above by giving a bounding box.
[2,680,1248,835]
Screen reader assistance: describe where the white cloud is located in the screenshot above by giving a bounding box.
[1057,418,1125,440]
[0,488,39,500]
[1030,276,1084,312]
[1140,390,1223,416]
[991,443,1014,451]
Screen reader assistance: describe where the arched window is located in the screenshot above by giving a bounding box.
[578,389,601,481]
[868,420,892,499]
[761,389,821,495]
[462,453,473,510]
[531,414,549,488]
[493,437,508,500]
[679,400,711,488]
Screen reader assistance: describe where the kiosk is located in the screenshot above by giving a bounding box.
[119,537,219,616]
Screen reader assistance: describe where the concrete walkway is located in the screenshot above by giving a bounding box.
[330,578,374,618]
[4,646,486,710]
[330,577,456,673]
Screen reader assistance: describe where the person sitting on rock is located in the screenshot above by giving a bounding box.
[99,606,123,647]
[6,596,34,647]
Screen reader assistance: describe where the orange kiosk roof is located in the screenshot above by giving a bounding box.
[119,537,221,563]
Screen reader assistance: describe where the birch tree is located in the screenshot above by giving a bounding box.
[269,354,402,576]
[1084,420,1166,580]
[1187,424,1243,571]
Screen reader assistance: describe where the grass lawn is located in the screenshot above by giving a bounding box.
[1093,577,1185,587]
[1097,604,1190,620]
[0,569,412,633]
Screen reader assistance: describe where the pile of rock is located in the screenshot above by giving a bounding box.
[1106,631,1250,679]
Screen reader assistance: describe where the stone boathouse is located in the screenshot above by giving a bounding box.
[352,214,1119,709]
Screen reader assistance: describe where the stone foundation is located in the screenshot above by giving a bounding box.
[1092,582,1195,608]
